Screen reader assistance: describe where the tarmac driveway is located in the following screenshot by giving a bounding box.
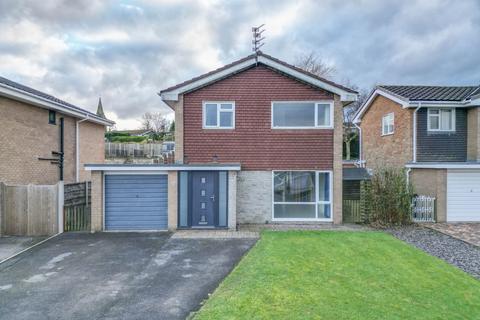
[0,232,256,320]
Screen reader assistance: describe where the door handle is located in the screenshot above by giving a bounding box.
[210,194,215,202]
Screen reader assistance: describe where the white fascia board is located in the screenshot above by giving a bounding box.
[0,83,114,126]
[160,92,179,101]
[257,56,357,102]
[84,164,242,171]
[353,88,408,123]
[406,163,480,169]
[161,57,257,101]
[160,55,358,102]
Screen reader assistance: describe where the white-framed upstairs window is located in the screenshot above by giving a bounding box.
[428,108,455,132]
[203,102,235,129]
[271,101,333,129]
[272,171,332,221]
[381,112,394,136]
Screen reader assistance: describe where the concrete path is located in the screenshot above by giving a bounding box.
[0,232,256,320]
[0,236,48,261]
[425,223,480,247]
[172,230,259,239]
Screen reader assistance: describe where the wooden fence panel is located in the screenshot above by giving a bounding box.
[2,184,59,236]
[64,182,91,232]
[27,185,58,236]
[343,199,362,223]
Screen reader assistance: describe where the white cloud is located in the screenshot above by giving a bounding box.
[0,0,479,129]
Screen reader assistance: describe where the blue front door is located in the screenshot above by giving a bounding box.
[191,171,218,227]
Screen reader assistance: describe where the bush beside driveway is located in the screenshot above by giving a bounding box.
[194,231,480,320]
[0,232,256,320]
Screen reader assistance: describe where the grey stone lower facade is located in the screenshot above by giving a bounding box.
[236,171,272,224]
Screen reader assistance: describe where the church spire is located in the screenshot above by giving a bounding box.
[96,97,106,118]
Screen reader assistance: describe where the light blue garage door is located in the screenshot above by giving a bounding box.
[105,175,168,230]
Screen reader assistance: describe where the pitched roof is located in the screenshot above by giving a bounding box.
[353,84,480,123]
[160,52,358,102]
[343,168,371,181]
[378,85,480,102]
[0,76,113,125]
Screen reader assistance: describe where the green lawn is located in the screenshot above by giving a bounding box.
[194,231,480,320]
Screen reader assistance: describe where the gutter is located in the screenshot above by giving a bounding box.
[76,116,89,182]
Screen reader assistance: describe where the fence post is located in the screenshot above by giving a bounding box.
[85,181,88,207]
[57,181,64,234]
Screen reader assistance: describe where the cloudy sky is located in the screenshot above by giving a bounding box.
[1,0,479,129]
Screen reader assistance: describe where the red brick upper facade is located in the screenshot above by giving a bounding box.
[360,95,413,169]
[182,65,335,170]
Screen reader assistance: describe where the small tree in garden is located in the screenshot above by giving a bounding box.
[366,167,414,227]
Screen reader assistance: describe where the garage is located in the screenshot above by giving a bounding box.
[104,174,168,230]
[447,170,480,222]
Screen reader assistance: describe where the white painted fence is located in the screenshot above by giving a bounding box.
[105,143,164,158]
[412,195,436,222]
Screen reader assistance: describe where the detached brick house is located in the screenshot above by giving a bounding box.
[355,85,480,222]
[86,52,358,231]
[0,77,114,185]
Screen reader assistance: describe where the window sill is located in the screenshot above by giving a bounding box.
[381,132,394,137]
[272,218,333,222]
[202,127,235,130]
[271,126,334,130]
[427,130,456,133]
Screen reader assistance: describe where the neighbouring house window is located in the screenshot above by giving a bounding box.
[203,102,235,129]
[49,110,56,125]
[272,101,333,128]
[273,171,332,220]
[382,113,394,135]
[428,108,455,131]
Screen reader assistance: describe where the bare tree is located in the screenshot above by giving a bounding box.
[141,112,168,133]
[295,52,336,79]
[141,112,153,131]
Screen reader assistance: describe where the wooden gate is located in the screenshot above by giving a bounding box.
[64,182,91,231]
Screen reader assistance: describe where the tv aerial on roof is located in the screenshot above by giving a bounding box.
[252,24,266,53]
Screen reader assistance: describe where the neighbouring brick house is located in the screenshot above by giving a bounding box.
[86,52,358,232]
[0,76,114,185]
[355,85,480,222]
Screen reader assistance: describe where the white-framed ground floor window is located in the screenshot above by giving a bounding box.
[272,170,332,221]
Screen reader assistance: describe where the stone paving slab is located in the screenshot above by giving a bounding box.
[424,223,480,247]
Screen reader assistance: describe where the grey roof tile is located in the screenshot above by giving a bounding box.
[378,85,480,101]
